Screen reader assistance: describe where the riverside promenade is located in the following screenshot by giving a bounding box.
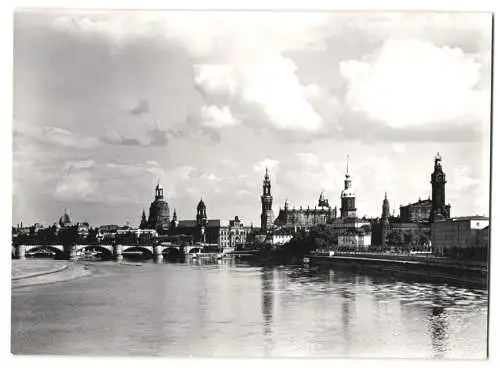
[12,259,92,288]
[308,253,488,288]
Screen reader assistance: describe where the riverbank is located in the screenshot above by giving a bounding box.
[11,259,93,288]
[308,255,488,289]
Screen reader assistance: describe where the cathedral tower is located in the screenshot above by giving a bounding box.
[139,209,148,229]
[430,153,451,222]
[381,192,390,224]
[196,198,208,243]
[340,156,357,218]
[260,167,274,232]
[170,209,178,229]
[381,192,390,249]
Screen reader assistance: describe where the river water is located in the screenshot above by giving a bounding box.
[11,258,488,359]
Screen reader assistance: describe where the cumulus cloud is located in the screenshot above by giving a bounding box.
[391,143,406,154]
[101,132,143,146]
[63,160,96,170]
[130,99,150,115]
[194,55,324,132]
[55,170,99,201]
[200,105,240,128]
[147,127,169,146]
[340,38,489,129]
[253,158,279,174]
[296,153,320,169]
[101,128,169,146]
[14,122,100,149]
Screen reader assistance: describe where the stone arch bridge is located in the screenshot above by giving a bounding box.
[13,243,207,260]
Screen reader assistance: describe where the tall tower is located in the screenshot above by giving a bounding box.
[381,192,390,249]
[381,192,390,223]
[196,198,208,243]
[139,209,148,229]
[260,167,274,232]
[430,153,450,222]
[340,156,357,218]
[170,209,178,229]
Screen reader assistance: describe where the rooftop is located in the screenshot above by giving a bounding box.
[451,216,489,222]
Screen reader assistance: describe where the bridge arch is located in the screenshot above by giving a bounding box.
[25,245,65,258]
[162,247,183,258]
[77,245,113,257]
[121,245,154,258]
[188,247,202,254]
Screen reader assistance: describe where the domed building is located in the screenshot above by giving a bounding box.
[147,182,170,234]
[58,208,72,227]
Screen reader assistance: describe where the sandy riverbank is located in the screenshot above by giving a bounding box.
[11,259,93,288]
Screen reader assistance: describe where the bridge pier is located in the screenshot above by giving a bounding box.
[16,245,26,260]
[154,245,163,263]
[68,245,78,260]
[114,244,123,262]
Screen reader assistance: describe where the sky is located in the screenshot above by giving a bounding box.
[12,10,492,227]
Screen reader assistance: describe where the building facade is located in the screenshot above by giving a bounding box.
[170,199,221,245]
[400,198,433,223]
[431,216,489,259]
[337,228,372,251]
[147,182,170,234]
[274,192,337,229]
[219,216,252,248]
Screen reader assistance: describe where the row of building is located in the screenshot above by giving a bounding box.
[256,153,489,258]
[13,153,490,260]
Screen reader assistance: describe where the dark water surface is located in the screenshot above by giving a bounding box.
[11,258,488,358]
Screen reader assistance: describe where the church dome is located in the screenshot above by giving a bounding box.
[58,210,72,227]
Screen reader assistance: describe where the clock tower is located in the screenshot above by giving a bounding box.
[430,153,451,222]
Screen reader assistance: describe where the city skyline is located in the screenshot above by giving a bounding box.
[13,11,491,226]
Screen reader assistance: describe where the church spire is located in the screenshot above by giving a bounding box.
[140,209,148,229]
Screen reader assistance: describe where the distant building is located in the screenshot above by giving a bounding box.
[98,224,119,233]
[431,216,489,259]
[219,216,252,248]
[147,182,170,234]
[170,199,221,245]
[372,192,431,251]
[274,192,337,230]
[58,208,72,227]
[75,222,90,238]
[260,168,274,232]
[265,231,294,246]
[338,227,371,251]
[400,198,433,223]
[115,227,158,245]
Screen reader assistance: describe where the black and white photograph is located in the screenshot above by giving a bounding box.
[9,5,493,361]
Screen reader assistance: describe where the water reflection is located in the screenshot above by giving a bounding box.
[429,290,449,358]
[261,268,275,355]
[11,260,487,358]
[340,289,354,355]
